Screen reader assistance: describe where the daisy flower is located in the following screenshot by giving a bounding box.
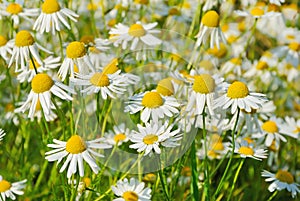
[0,2,38,28]
[262,169,300,198]
[256,117,297,147]
[232,138,268,161]
[0,128,5,142]
[125,90,180,123]
[186,73,226,115]
[104,123,131,146]
[195,10,226,49]
[111,178,152,201]
[17,56,61,83]
[45,134,112,178]
[0,175,27,200]
[58,41,95,81]
[284,116,300,137]
[0,35,14,63]
[70,70,127,99]
[234,6,280,19]
[214,81,268,114]
[270,0,285,6]
[16,73,75,119]
[272,41,300,67]
[8,30,51,72]
[33,0,79,35]
[109,21,162,50]
[129,121,182,156]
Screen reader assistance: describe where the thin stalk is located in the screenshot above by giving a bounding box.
[266,191,278,201]
[190,141,199,201]
[58,31,64,59]
[29,49,38,74]
[226,158,245,201]
[202,112,210,201]
[34,160,48,191]
[213,109,240,199]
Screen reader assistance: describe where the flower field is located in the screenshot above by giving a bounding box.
[0,0,299,200]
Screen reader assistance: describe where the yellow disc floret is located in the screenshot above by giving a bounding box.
[6,3,22,14]
[29,59,41,70]
[103,58,119,74]
[250,7,264,17]
[230,58,242,65]
[90,72,110,87]
[15,30,34,47]
[66,135,87,154]
[42,0,61,14]
[192,74,215,94]
[0,179,11,192]
[142,91,164,108]
[262,120,278,133]
[143,134,158,145]
[256,61,269,70]
[156,78,174,96]
[0,35,8,46]
[227,81,249,99]
[238,146,254,156]
[31,74,54,93]
[66,41,86,59]
[288,42,300,51]
[123,191,139,201]
[114,133,126,143]
[275,170,294,184]
[128,24,146,37]
[202,10,220,27]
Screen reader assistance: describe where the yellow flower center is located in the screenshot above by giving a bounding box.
[243,137,254,144]
[143,134,158,145]
[238,21,246,32]
[227,81,249,99]
[202,10,220,27]
[87,3,97,11]
[134,0,149,5]
[275,170,294,184]
[227,35,238,44]
[31,73,54,93]
[211,141,224,151]
[293,127,300,133]
[80,35,95,45]
[230,58,242,65]
[141,92,164,108]
[192,74,215,94]
[268,4,280,12]
[168,7,181,16]
[5,103,14,112]
[238,146,254,156]
[221,24,229,32]
[103,58,119,74]
[90,72,110,87]
[250,7,265,17]
[156,78,174,96]
[123,191,139,201]
[83,177,91,187]
[256,61,269,70]
[66,42,86,59]
[6,3,23,14]
[114,133,126,142]
[108,19,117,27]
[208,150,219,158]
[66,135,87,154]
[288,42,300,51]
[29,59,41,70]
[42,0,61,14]
[15,30,34,47]
[0,180,11,192]
[143,173,157,183]
[0,35,8,46]
[286,34,295,40]
[207,43,227,57]
[128,24,146,37]
[262,121,278,133]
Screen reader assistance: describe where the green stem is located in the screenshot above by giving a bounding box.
[58,31,64,59]
[226,158,245,201]
[266,190,278,201]
[213,108,240,199]
[34,160,48,191]
[202,112,210,201]
[190,141,199,201]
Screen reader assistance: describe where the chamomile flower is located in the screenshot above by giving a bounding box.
[111,178,152,201]
[16,73,75,119]
[109,21,162,50]
[272,42,300,67]
[234,6,280,19]
[129,121,182,156]
[0,128,5,142]
[232,139,268,160]
[0,2,38,28]
[33,0,79,35]
[125,90,180,123]
[8,30,51,72]
[214,81,267,114]
[104,123,130,146]
[284,117,300,137]
[70,70,127,99]
[0,175,27,201]
[0,35,14,63]
[270,0,285,6]
[186,74,226,115]
[221,57,251,77]
[17,56,61,83]
[45,134,112,178]
[195,10,226,49]
[262,169,300,198]
[58,41,95,81]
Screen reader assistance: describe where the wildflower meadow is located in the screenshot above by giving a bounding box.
[0,0,300,200]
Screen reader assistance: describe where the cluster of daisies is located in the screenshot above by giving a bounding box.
[0,0,299,200]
